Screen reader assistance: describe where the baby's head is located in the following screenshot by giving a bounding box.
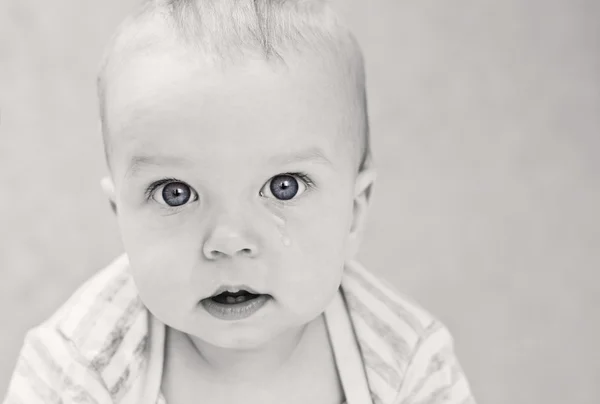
[98,0,376,350]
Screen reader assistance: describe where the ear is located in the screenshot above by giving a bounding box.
[100,176,118,215]
[346,165,377,259]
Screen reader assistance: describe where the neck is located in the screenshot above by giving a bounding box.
[185,317,322,384]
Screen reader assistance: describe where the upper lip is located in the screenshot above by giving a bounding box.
[209,285,261,296]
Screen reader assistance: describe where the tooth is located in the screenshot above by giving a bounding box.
[226,296,236,304]
[235,296,246,303]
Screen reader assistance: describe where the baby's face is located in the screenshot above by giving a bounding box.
[104,49,372,349]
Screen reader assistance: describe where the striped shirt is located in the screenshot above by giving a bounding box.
[2,254,476,404]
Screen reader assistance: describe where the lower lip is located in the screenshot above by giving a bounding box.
[200,295,270,321]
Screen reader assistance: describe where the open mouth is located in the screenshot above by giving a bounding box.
[201,287,271,321]
[210,290,261,305]
[200,285,272,320]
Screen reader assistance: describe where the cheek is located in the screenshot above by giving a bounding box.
[293,191,354,259]
[118,205,198,255]
[117,210,200,305]
[275,195,353,309]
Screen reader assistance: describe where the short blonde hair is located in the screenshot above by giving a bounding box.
[98,0,370,170]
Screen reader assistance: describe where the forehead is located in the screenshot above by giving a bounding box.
[104,50,359,177]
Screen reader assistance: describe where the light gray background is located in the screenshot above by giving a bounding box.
[1,0,599,403]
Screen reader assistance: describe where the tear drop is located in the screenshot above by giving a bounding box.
[272,214,286,227]
[281,235,292,247]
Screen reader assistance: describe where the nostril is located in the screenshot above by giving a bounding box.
[207,249,253,259]
[209,250,224,259]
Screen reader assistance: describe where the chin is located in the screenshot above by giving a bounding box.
[207,328,274,350]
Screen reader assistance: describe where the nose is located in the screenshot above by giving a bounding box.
[202,216,259,260]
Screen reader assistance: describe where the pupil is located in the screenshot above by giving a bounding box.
[270,175,298,200]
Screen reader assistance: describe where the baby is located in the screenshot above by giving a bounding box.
[3,1,476,403]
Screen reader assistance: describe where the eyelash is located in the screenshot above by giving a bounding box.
[144,177,180,201]
[290,172,314,189]
[144,172,316,203]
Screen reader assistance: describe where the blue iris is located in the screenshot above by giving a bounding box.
[269,174,299,200]
[162,182,192,206]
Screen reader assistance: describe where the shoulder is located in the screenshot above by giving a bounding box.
[47,254,148,363]
[4,254,151,403]
[342,260,470,404]
[342,259,444,357]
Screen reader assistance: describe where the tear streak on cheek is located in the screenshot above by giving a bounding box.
[271,210,292,247]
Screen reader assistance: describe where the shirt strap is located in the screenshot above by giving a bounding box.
[143,311,166,404]
[324,289,374,404]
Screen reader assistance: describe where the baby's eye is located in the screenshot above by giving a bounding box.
[151,181,198,207]
[260,174,308,201]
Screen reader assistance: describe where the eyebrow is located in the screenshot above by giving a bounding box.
[269,147,332,166]
[125,155,195,179]
[125,147,332,178]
